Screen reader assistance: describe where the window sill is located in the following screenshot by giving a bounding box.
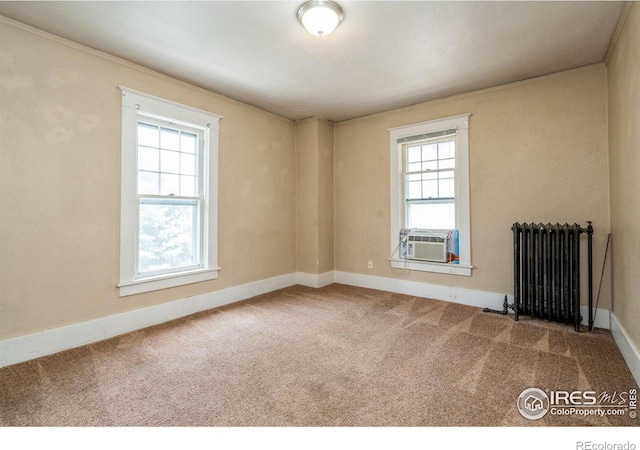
[389,258,472,276]
[118,267,220,297]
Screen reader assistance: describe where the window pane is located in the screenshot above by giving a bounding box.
[439,141,455,159]
[439,158,455,170]
[181,153,197,176]
[138,146,159,172]
[138,171,159,195]
[161,149,180,173]
[138,201,197,274]
[439,178,455,198]
[440,170,454,181]
[423,171,437,180]
[181,132,198,154]
[160,173,180,195]
[422,180,438,198]
[138,123,159,147]
[422,144,437,161]
[160,128,180,151]
[407,202,455,230]
[407,181,422,199]
[407,162,421,173]
[423,160,438,171]
[407,146,421,163]
[180,175,196,197]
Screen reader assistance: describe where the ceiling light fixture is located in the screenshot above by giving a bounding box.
[297,0,344,37]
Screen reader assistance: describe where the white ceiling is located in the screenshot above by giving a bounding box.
[0,1,626,122]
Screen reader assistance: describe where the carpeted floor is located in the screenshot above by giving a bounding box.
[0,284,637,426]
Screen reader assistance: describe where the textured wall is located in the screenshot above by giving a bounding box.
[0,15,619,344]
[607,4,640,348]
[0,19,296,340]
[334,65,611,307]
[295,118,319,274]
[295,117,334,275]
[317,119,334,274]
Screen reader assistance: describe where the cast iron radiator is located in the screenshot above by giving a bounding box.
[511,222,594,332]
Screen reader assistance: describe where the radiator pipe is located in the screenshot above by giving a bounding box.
[513,223,519,321]
[573,223,581,332]
[591,232,610,333]
[482,295,510,316]
[587,222,594,332]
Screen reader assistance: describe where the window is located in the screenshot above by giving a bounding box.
[118,87,222,296]
[403,132,456,230]
[389,114,472,276]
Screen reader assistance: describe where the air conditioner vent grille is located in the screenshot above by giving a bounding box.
[407,235,446,243]
[406,232,448,263]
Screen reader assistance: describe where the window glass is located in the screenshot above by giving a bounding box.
[135,121,203,275]
[138,201,198,274]
[407,203,456,230]
[404,137,456,230]
[137,121,200,197]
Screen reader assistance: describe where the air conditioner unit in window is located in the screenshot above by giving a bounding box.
[407,232,449,263]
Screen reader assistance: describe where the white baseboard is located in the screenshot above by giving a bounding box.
[0,273,296,369]
[295,271,335,288]
[0,269,614,369]
[611,313,640,386]
[335,270,510,311]
[333,270,611,330]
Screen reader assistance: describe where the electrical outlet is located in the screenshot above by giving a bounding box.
[367,260,373,269]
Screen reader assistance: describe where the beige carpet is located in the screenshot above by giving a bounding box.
[1,284,637,426]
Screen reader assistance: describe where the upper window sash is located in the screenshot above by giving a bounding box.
[402,137,456,199]
[136,119,204,199]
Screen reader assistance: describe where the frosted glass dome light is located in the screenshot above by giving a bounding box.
[297,0,344,37]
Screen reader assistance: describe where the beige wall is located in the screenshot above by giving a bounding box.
[296,119,319,274]
[317,119,335,274]
[295,117,334,274]
[0,19,296,341]
[607,4,640,348]
[0,14,621,345]
[334,65,611,307]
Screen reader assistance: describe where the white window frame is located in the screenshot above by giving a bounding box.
[388,114,472,276]
[118,87,222,296]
